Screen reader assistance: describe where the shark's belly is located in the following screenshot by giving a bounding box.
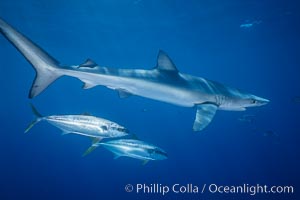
[64,70,212,107]
[116,78,200,107]
[131,84,200,107]
[126,78,217,107]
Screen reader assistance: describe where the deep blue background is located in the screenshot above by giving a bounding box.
[0,0,299,199]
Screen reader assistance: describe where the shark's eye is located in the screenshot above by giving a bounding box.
[101,125,108,130]
[252,100,257,104]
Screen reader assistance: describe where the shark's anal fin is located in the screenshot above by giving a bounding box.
[82,137,102,157]
[118,89,132,98]
[81,80,97,89]
[82,82,96,89]
[193,103,218,131]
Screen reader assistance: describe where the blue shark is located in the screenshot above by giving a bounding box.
[0,18,269,131]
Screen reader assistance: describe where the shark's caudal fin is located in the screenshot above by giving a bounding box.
[0,18,63,98]
[24,104,43,133]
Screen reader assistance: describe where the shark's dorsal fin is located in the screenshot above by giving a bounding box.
[155,50,179,73]
[79,59,97,68]
[193,103,218,131]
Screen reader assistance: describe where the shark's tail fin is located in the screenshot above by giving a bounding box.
[24,104,44,133]
[0,18,63,98]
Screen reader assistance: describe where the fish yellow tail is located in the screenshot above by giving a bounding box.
[24,104,43,133]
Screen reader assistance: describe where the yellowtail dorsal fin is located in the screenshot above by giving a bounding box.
[82,112,92,116]
[131,134,139,140]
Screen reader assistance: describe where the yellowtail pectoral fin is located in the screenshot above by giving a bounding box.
[82,145,98,157]
[61,131,70,135]
[82,137,102,157]
[142,160,149,165]
[91,137,102,144]
[24,119,41,133]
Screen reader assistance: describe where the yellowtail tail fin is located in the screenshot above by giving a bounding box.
[24,104,43,133]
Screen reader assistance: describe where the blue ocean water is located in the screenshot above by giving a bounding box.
[0,0,299,199]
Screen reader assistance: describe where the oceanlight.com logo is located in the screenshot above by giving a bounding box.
[124,183,294,196]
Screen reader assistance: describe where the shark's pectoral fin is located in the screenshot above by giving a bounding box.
[118,89,132,98]
[193,103,218,131]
